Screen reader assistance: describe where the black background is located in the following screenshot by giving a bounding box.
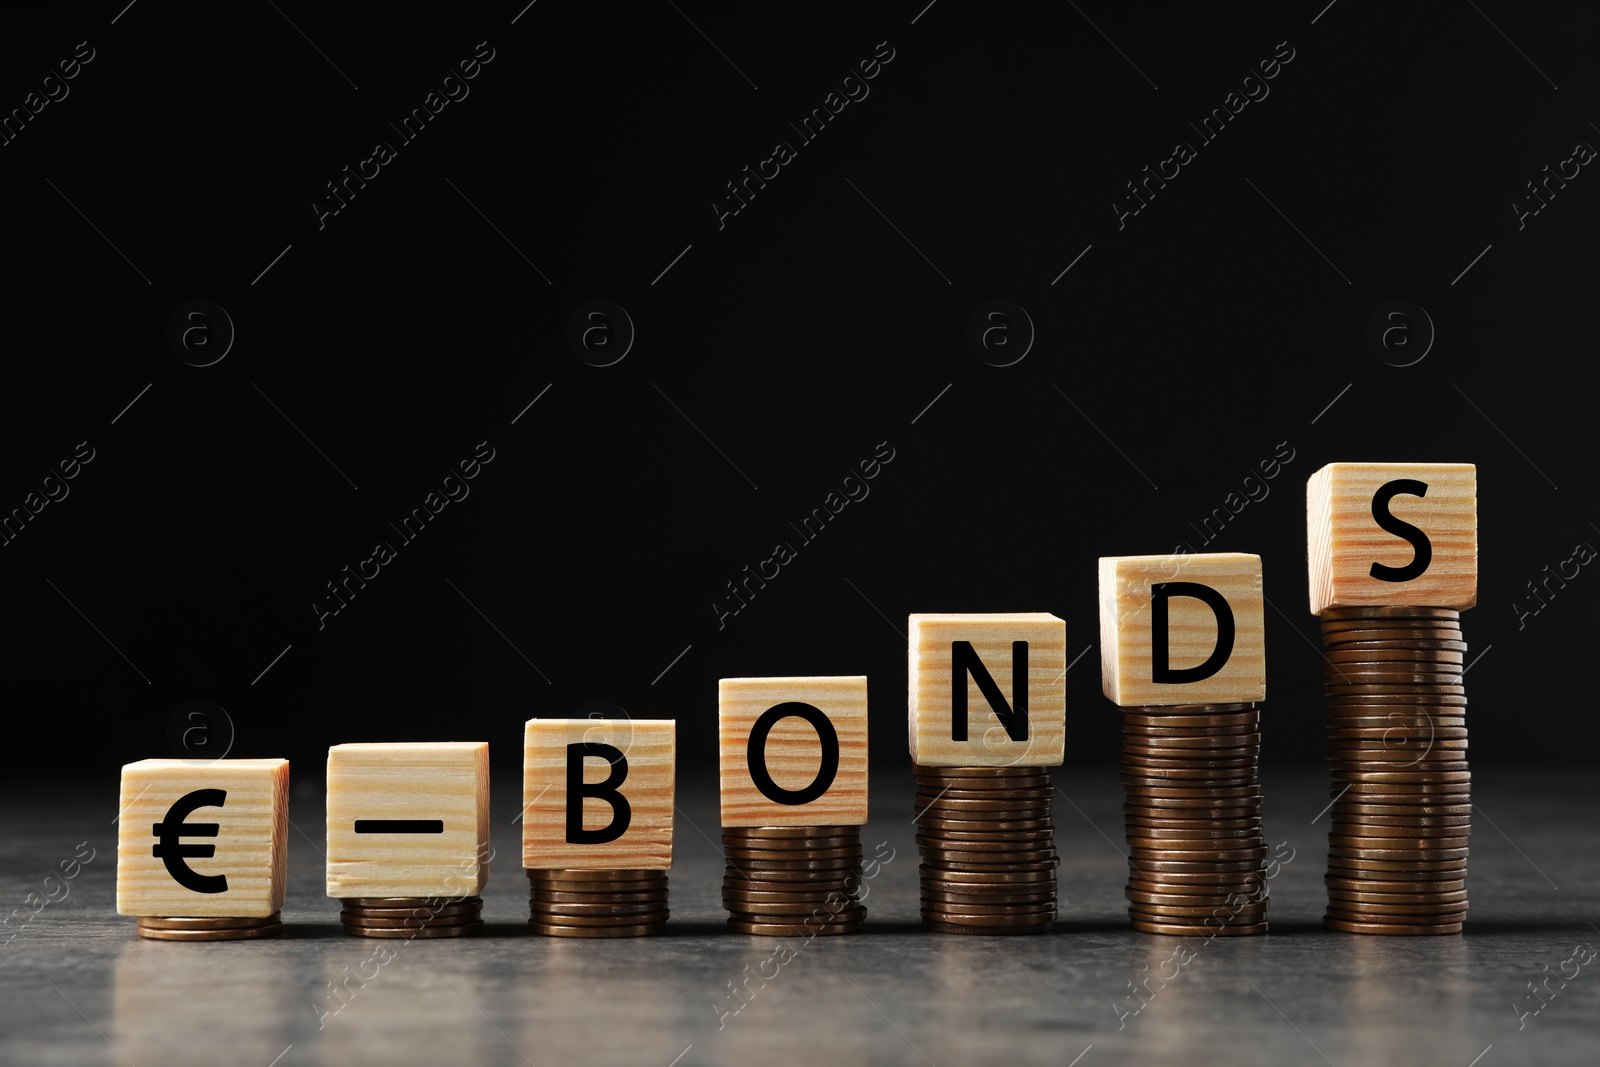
[2,1,1595,784]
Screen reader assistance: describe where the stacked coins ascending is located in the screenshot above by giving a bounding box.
[1306,461,1478,935]
[341,896,483,938]
[528,870,668,937]
[722,826,865,935]
[1120,703,1269,934]
[1319,606,1470,934]
[1099,553,1271,934]
[914,764,1057,934]
[136,913,282,941]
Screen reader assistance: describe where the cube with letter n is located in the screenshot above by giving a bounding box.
[523,718,675,869]
[908,613,1066,767]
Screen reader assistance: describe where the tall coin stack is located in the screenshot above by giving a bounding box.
[340,896,483,938]
[136,913,282,941]
[914,764,1057,934]
[528,870,669,937]
[722,826,866,935]
[1120,703,1270,935]
[1319,605,1470,934]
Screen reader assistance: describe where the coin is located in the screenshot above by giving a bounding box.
[723,834,859,851]
[728,919,863,936]
[529,921,668,938]
[136,913,281,929]
[1321,606,1460,620]
[922,919,1052,935]
[1128,919,1269,936]
[137,922,284,942]
[352,921,485,939]
[1323,916,1462,934]
[723,825,860,838]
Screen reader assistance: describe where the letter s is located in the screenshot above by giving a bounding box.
[1368,479,1432,583]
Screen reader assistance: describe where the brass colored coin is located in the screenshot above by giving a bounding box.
[136,913,281,930]
[137,922,283,942]
[1121,732,1263,748]
[920,885,1057,904]
[1327,893,1467,911]
[1326,905,1466,923]
[340,902,483,920]
[1324,876,1466,893]
[911,764,1052,778]
[723,868,862,884]
[1328,639,1468,652]
[340,913,483,929]
[916,833,1053,852]
[529,921,665,937]
[915,816,1054,833]
[727,889,860,904]
[1123,786,1262,801]
[529,870,664,883]
[1324,647,1465,663]
[1129,847,1268,863]
[1123,712,1259,729]
[725,845,863,862]
[1328,727,1468,740]
[920,908,1055,925]
[731,857,863,873]
[1323,916,1462,934]
[1126,886,1267,906]
[920,866,1055,884]
[922,856,1059,873]
[1328,889,1468,905]
[722,825,860,838]
[928,851,1062,870]
[345,896,483,908]
[723,835,859,851]
[1123,811,1261,828]
[529,909,671,927]
[1332,769,1471,783]
[1129,902,1268,919]
[1320,606,1461,620]
[1133,859,1267,874]
[1337,804,1472,818]
[345,921,484,939]
[534,889,669,904]
[1128,829,1267,844]
[1329,822,1471,838]
[919,786,1054,801]
[530,900,669,917]
[728,901,866,920]
[1129,918,1268,936]
[1329,845,1471,861]
[1324,863,1468,880]
[915,828,1055,843]
[1128,870,1267,887]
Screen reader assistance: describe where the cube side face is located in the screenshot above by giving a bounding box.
[1307,462,1477,614]
[908,613,1066,767]
[115,758,289,918]
[719,677,868,827]
[325,742,490,898]
[523,720,675,870]
[1099,554,1266,706]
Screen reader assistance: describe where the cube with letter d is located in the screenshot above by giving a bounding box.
[1306,462,1477,614]
[719,676,868,827]
[1099,552,1266,706]
[523,718,675,869]
[116,758,289,918]
[908,613,1066,767]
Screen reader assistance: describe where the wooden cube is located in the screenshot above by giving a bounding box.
[1307,462,1477,614]
[523,719,675,869]
[1099,553,1265,706]
[116,758,288,918]
[325,742,489,898]
[719,677,868,827]
[908,613,1066,767]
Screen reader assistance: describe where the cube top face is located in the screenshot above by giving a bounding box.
[116,758,289,918]
[908,613,1066,767]
[1307,462,1477,614]
[719,676,868,827]
[1099,553,1266,707]
[325,742,489,898]
[523,719,675,870]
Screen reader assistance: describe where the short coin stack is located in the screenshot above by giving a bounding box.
[914,764,1057,934]
[1319,605,1469,934]
[136,913,282,941]
[1121,703,1269,935]
[340,896,483,938]
[527,870,669,937]
[721,826,865,935]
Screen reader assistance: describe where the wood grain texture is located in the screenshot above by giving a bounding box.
[1099,553,1266,706]
[908,613,1066,767]
[719,676,868,827]
[325,742,489,898]
[523,719,675,870]
[1307,462,1477,614]
[116,758,288,918]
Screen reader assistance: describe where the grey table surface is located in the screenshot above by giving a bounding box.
[2,766,1595,1067]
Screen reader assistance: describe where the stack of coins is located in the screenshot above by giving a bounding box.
[1320,605,1469,934]
[339,896,483,938]
[135,913,282,941]
[722,826,865,935]
[528,870,668,937]
[1121,703,1269,935]
[913,764,1057,934]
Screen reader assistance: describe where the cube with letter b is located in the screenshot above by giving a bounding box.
[1306,462,1477,613]
[325,742,490,898]
[1099,553,1266,706]
[523,718,675,869]
[720,677,868,826]
[908,613,1066,766]
[116,758,289,918]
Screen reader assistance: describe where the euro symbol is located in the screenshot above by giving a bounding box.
[152,788,228,893]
